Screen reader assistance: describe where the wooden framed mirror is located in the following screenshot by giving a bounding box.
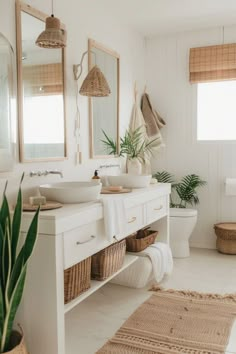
[0,33,14,171]
[15,0,67,162]
[88,39,120,158]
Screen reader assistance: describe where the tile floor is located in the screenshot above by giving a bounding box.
[65,248,236,354]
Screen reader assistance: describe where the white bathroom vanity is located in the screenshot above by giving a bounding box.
[18,183,170,354]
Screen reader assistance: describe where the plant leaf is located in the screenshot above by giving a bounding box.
[11,185,22,266]
[0,223,4,292]
[8,207,39,299]
[0,279,4,346]
[1,224,7,293]
[0,193,11,241]
[22,207,40,263]
[1,266,26,352]
[7,246,25,300]
[175,174,206,207]
[4,223,11,309]
[153,171,175,184]
[101,130,117,155]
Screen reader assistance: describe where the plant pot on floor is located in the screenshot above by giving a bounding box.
[3,330,27,354]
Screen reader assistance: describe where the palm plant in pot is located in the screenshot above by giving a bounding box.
[0,175,39,353]
[102,126,160,174]
[153,171,207,208]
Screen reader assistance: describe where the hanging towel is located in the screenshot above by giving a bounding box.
[141,93,166,138]
[100,196,126,241]
[138,242,173,283]
[129,101,147,139]
[129,89,162,172]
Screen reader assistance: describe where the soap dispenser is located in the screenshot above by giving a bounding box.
[92,170,100,183]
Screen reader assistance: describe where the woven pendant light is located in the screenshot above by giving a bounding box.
[79,65,111,97]
[36,15,66,49]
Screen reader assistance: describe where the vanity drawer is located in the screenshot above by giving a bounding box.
[146,196,167,224]
[63,220,109,269]
[126,205,144,234]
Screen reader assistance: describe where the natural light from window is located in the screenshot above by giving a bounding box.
[24,95,64,144]
[197,81,236,141]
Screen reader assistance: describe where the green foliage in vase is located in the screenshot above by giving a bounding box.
[153,171,175,184]
[153,171,207,208]
[102,126,160,162]
[101,130,117,156]
[0,174,39,353]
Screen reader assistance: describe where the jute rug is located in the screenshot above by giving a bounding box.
[96,288,236,354]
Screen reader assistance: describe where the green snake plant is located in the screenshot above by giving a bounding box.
[0,175,39,352]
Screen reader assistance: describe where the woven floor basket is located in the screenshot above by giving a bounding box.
[214,222,236,255]
[126,230,158,252]
[64,257,91,304]
[4,330,27,354]
[91,239,126,281]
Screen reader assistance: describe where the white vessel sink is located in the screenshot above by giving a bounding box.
[39,181,102,204]
[107,174,151,188]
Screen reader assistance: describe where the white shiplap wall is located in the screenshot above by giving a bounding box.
[146,26,236,249]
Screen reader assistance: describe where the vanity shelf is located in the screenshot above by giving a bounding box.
[64,254,138,314]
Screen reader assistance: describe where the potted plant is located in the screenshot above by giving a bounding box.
[0,175,39,353]
[102,126,160,174]
[153,171,207,208]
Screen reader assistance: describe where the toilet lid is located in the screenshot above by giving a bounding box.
[170,208,198,217]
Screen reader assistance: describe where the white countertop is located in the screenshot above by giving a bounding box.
[20,183,171,235]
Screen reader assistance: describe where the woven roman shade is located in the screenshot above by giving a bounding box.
[189,43,236,83]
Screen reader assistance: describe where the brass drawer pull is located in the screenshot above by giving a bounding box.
[76,235,96,245]
[128,216,137,224]
[154,205,163,211]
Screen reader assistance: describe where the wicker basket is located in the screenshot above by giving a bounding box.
[4,329,27,354]
[214,222,236,255]
[91,239,126,281]
[126,229,158,252]
[64,257,91,304]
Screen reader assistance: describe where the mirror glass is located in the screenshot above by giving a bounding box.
[16,2,67,161]
[0,33,14,171]
[88,39,119,158]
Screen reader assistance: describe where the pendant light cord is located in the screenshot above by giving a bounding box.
[51,0,54,15]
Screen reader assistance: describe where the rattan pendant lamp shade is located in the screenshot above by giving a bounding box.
[35,0,66,49]
[79,65,111,97]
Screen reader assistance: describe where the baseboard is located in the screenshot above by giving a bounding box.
[189,241,216,250]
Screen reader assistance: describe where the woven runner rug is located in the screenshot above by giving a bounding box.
[96,288,236,354]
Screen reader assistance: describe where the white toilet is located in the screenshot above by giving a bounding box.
[169,208,198,258]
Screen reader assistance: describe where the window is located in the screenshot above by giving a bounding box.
[24,95,64,144]
[197,81,236,141]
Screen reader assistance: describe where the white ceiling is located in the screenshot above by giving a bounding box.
[99,0,236,37]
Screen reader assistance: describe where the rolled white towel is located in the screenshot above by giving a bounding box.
[150,242,173,276]
[139,242,173,282]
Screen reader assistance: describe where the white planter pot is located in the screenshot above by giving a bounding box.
[142,159,151,174]
[127,159,142,175]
